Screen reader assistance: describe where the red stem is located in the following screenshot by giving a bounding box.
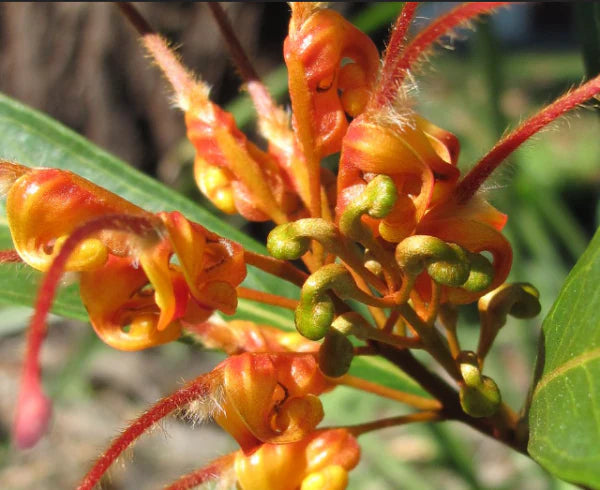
[377,2,508,104]
[13,214,159,449]
[78,373,215,490]
[163,453,236,490]
[456,73,600,203]
[370,2,419,109]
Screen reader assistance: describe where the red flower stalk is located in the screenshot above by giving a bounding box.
[456,73,600,203]
[77,372,215,490]
[162,454,236,490]
[374,2,510,105]
[14,213,160,449]
[78,350,333,488]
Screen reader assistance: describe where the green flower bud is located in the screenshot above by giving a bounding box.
[458,350,501,417]
[459,376,501,418]
[318,331,354,378]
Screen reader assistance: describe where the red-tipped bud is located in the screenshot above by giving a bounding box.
[14,373,52,449]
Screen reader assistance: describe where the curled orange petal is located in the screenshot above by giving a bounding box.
[234,429,360,490]
[80,255,184,351]
[284,7,379,156]
[215,353,331,452]
[2,163,149,272]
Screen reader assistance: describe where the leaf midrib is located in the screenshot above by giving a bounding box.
[532,346,600,398]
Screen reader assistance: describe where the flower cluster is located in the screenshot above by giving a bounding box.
[3,2,600,489]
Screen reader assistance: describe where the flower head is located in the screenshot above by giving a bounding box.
[3,3,600,489]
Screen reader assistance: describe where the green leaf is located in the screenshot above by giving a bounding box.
[0,92,428,397]
[528,227,600,488]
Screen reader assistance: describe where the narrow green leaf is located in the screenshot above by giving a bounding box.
[528,227,600,488]
[0,91,296,301]
[0,263,87,321]
[0,93,427,396]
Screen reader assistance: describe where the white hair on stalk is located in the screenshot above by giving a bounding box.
[179,381,226,428]
[370,74,419,132]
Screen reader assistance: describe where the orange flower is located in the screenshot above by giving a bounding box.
[212,352,331,453]
[337,113,461,243]
[234,429,360,490]
[185,86,297,223]
[284,4,379,157]
[1,162,247,350]
[7,3,600,487]
[2,161,245,448]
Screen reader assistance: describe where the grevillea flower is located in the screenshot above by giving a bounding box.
[0,160,246,447]
[4,2,600,488]
[128,429,361,490]
[1,162,247,348]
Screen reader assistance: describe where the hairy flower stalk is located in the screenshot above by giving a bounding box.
[14,213,161,449]
[4,2,600,489]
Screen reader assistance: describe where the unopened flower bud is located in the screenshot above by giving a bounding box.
[319,331,354,378]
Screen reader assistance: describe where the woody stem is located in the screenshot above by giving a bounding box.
[372,343,527,454]
[398,303,460,380]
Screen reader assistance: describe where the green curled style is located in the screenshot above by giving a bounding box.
[339,174,398,242]
[295,264,347,340]
[457,351,501,418]
[295,264,386,340]
[266,218,341,260]
[479,282,541,322]
[508,283,541,318]
[339,175,402,286]
[477,282,541,362]
[318,331,354,378]
[461,252,495,292]
[395,235,470,287]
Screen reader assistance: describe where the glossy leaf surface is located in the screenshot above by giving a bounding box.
[529,227,600,487]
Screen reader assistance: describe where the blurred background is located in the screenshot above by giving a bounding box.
[0,2,599,489]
